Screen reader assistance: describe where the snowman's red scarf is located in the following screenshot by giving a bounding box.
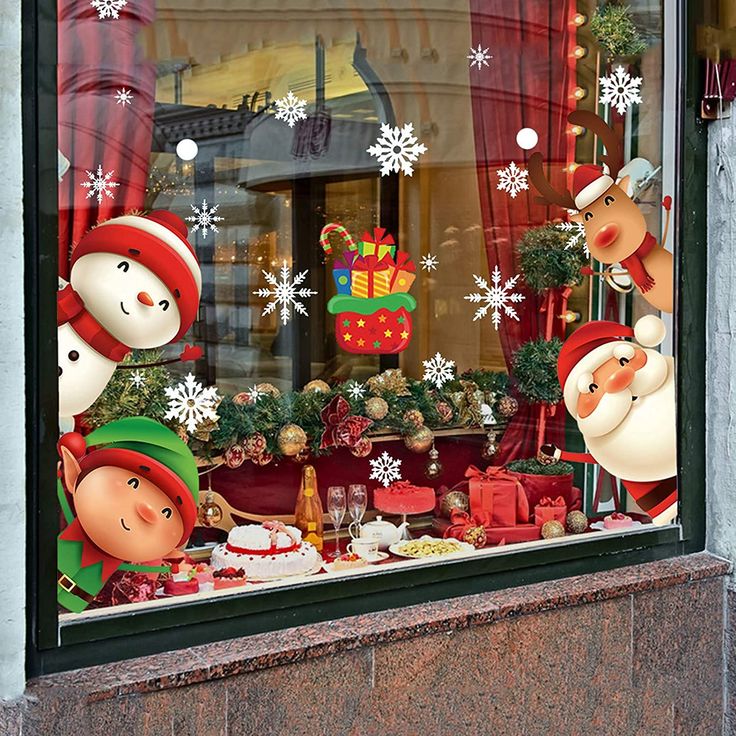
[57,284,130,362]
[620,232,657,293]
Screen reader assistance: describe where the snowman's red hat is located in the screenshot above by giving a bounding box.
[573,164,614,210]
[71,211,201,342]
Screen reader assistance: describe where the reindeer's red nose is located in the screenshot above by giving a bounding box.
[137,291,154,306]
[594,222,620,249]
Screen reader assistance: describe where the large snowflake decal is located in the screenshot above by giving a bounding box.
[345,381,366,401]
[253,260,317,325]
[496,161,529,199]
[369,451,403,487]
[80,165,120,205]
[464,265,525,330]
[367,123,427,177]
[274,91,308,128]
[165,373,220,434]
[556,219,589,257]
[129,370,146,389]
[599,66,643,116]
[90,0,126,19]
[422,352,456,389]
[467,44,493,70]
[186,199,224,240]
[114,88,133,107]
[420,254,439,272]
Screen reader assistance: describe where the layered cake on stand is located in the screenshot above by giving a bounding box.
[211,521,320,581]
[373,480,436,541]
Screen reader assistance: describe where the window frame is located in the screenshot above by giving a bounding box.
[24,0,705,676]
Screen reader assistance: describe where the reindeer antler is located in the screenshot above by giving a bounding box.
[528,152,576,210]
[568,111,623,180]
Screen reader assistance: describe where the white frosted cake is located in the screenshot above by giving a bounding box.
[210,521,320,580]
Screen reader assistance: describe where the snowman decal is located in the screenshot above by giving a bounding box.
[58,211,202,431]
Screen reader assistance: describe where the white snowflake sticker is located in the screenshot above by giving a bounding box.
[367,122,427,177]
[496,161,529,199]
[114,88,133,107]
[556,219,589,257]
[464,265,525,330]
[420,254,439,272]
[274,91,308,128]
[90,0,126,19]
[345,381,366,401]
[165,373,220,434]
[467,44,493,70]
[81,165,120,205]
[599,65,643,116]
[422,352,456,389]
[369,451,402,487]
[186,199,224,240]
[253,260,317,325]
[129,370,146,389]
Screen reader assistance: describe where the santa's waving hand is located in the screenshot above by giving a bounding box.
[539,315,677,527]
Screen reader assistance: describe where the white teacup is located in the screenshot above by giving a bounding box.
[347,537,380,560]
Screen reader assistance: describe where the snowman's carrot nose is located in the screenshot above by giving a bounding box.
[137,291,154,306]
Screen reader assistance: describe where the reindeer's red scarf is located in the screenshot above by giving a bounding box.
[620,232,657,293]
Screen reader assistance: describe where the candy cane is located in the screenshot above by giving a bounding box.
[320,223,357,256]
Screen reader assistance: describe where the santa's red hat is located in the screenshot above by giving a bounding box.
[558,315,667,414]
[573,164,614,210]
[70,211,201,343]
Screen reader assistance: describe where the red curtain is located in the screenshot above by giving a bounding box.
[58,0,157,279]
[469,0,576,463]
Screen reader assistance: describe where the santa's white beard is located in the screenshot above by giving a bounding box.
[581,356,676,482]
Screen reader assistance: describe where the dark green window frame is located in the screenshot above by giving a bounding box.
[23,0,706,676]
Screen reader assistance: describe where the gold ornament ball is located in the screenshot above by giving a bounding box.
[198,492,223,528]
[541,520,566,539]
[566,510,588,534]
[440,490,470,518]
[365,396,389,420]
[304,379,331,393]
[277,423,308,457]
[498,395,519,418]
[256,382,281,397]
[404,426,434,453]
[403,409,424,427]
[425,457,443,479]
[463,525,487,549]
[350,436,373,458]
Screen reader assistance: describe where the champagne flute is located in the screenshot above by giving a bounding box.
[327,486,346,559]
[348,484,367,539]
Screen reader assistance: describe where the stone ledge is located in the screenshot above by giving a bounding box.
[27,552,730,704]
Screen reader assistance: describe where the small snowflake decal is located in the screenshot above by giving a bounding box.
[467,44,493,70]
[345,381,366,401]
[599,65,643,116]
[496,161,529,199]
[420,254,439,272]
[165,373,220,434]
[556,219,589,257]
[114,88,133,107]
[253,260,317,325]
[81,164,120,205]
[186,199,224,240]
[422,352,456,389]
[90,0,126,19]
[129,370,146,389]
[274,91,308,128]
[369,451,403,487]
[464,265,525,330]
[245,385,264,403]
[367,122,427,177]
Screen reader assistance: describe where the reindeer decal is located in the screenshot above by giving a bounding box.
[529,110,673,313]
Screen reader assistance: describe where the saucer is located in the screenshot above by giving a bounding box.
[362,551,389,563]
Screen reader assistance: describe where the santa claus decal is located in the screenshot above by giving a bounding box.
[540,315,677,526]
[58,211,202,430]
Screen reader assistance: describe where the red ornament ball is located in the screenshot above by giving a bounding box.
[224,444,246,469]
[350,437,373,458]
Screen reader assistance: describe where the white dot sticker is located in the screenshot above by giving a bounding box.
[516,128,539,150]
[176,138,199,161]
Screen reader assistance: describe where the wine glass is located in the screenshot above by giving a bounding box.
[348,484,367,539]
[327,486,347,559]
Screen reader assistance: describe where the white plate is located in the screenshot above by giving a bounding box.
[590,520,644,532]
[389,535,475,559]
[322,551,389,573]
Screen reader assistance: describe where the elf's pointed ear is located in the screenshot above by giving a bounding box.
[60,446,82,493]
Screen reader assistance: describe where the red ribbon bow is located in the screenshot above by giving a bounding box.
[538,496,566,508]
[464,464,510,482]
[361,227,395,248]
[319,395,373,450]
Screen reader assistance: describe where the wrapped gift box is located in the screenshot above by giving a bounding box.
[533,496,567,527]
[466,465,529,527]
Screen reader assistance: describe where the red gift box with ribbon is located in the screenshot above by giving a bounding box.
[465,465,529,527]
[533,496,567,527]
[351,255,391,299]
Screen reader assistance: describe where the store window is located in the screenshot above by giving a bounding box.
[36,0,702,663]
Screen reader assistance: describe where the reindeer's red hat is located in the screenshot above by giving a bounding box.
[572,165,614,211]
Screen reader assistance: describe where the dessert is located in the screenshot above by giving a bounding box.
[373,480,435,516]
[190,562,214,587]
[163,569,200,596]
[210,521,321,580]
[331,553,369,571]
[603,512,633,530]
[394,537,464,558]
[213,567,246,590]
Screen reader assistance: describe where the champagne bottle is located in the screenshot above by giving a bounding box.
[294,464,324,552]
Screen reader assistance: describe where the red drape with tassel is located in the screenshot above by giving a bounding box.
[469,0,576,463]
[57,0,156,279]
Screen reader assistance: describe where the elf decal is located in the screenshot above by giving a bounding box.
[539,315,677,526]
[529,110,673,313]
[57,417,199,612]
[58,211,202,430]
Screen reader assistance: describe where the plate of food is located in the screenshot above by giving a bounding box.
[389,536,475,559]
[322,551,388,573]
